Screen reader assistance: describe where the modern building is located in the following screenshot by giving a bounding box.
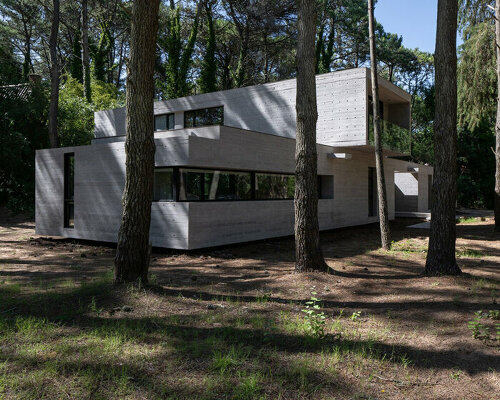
[35,67,432,249]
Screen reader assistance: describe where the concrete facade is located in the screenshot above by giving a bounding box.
[36,68,430,250]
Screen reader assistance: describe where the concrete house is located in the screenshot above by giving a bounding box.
[35,67,432,249]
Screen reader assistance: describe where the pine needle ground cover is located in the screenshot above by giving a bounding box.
[0,212,498,399]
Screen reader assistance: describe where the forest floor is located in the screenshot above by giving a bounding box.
[0,211,499,400]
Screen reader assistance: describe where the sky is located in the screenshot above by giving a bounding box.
[375,0,441,53]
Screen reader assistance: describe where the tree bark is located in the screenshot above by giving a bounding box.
[294,0,328,272]
[48,0,60,148]
[424,0,461,276]
[114,0,161,284]
[495,0,500,231]
[81,0,91,103]
[368,0,390,250]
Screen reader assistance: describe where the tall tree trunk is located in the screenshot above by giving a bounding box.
[424,0,461,276]
[294,0,328,273]
[48,0,60,148]
[368,0,390,250]
[495,0,500,231]
[81,0,91,102]
[114,0,161,284]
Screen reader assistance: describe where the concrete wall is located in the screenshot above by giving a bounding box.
[36,125,406,249]
[393,163,433,213]
[95,68,411,148]
[394,172,418,212]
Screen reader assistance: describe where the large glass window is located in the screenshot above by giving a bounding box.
[64,153,74,228]
[204,170,252,200]
[154,113,175,131]
[255,173,295,200]
[153,168,174,201]
[179,169,203,201]
[184,106,223,128]
[154,168,326,202]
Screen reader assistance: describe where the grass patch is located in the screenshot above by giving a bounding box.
[457,217,480,224]
[456,247,485,258]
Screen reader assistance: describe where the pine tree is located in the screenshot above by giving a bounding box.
[294,0,328,272]
[114,0,161,284]
[368,0,391,250]
[425,0,462,276]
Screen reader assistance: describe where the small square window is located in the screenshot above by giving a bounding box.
[154,114,175,131]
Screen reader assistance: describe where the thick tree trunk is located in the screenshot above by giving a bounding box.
[81,0,91,103]
[294,0,328,273]
[495,0,500,231]
[368,0,390,250]
[424,0,461,276]
[114,0,161,284]
[48,0,60,148]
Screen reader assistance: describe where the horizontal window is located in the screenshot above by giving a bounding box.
[204,170,252,200]
[184,106,223,128]
[153,167,329,202]
[178,169,252,201]
[255,173,295,200]
[153,168,174,201]
[154,113,175,131]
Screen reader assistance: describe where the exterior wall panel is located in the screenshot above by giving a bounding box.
[94,69,371,147]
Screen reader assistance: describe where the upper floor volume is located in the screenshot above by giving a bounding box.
[94,67,412,155]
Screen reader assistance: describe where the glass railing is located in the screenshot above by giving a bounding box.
[368,116,411,154]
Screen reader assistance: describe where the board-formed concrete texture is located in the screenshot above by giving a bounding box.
[95,68,410,148]
[36,67,428,250]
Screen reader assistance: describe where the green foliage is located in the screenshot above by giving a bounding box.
[69,29,83,83]
[457,124,496,209]
[467,310,500,341]
[58,77,94,147]
[198,2,217,94]
[0,83,49,214]
[58,76,123,147]
[0,24,22,85]
[158,4,200,99]
[458,22,496,130]
[411,86,435,164]
[350,311,361,321]
[90,21,115,83]
[301,288,326,338]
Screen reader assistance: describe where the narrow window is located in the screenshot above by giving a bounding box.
[153,168,174,201]
[428,174,432,210]
[255,173,295,200]
[64,153,75,228]
[368,167,377,217]
[318,175,334,199]
[184,106,223,128]
[154,113,175,131]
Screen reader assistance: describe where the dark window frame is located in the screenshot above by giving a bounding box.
[64,153,75,228]
[428,174,432,210]
[153,167,175,201]
[184,106,224,128]
[152,166,298,203]
[368,167,377,217]
[154,113,175,131]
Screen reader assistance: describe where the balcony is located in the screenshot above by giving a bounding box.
[368,116,411,155]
